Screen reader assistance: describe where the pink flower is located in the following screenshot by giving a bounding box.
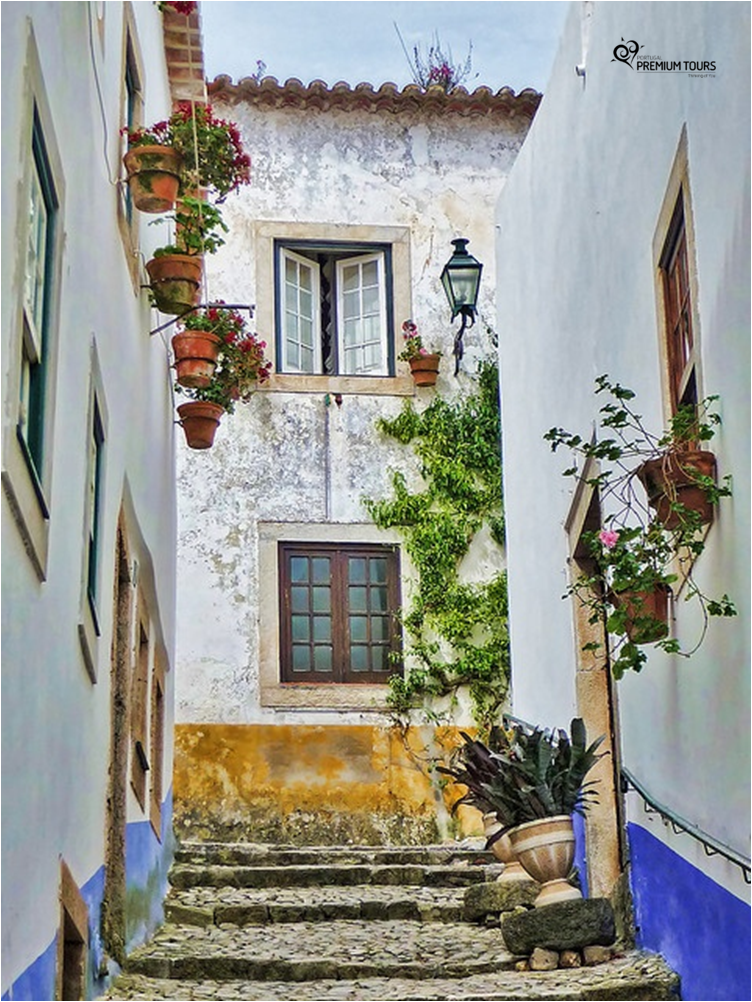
[598,529,620,549]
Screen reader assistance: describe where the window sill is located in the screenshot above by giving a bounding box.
[2,429,51,581]
[258,373,417,397]
[261,682,393,711]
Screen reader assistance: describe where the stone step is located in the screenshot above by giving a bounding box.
[169,861,500,890]
[166,882,466,925]
[124,919,515,982]
[104,950,681,1000]
[175,840,494,868]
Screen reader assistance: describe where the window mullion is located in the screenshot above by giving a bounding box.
[332,549,348,683]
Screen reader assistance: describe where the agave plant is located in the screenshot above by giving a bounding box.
[440,718,606,842]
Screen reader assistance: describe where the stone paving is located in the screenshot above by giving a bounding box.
[100,841,681,1001]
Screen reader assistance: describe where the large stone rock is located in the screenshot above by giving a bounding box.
[501,897,616,955]
[463,878,539,921]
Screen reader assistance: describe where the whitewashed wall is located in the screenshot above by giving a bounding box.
[1,3,178,993]
[496,0,749,884]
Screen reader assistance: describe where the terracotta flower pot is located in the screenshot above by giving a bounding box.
[177,401,224,449]
[146,254,202,315]
[409,353,441,386]
[508,815,582,908]
[612,583,671,644]
[123,145,183,213]
[172,330,222,388]
[483,813,528,884]
[636,450,717,530]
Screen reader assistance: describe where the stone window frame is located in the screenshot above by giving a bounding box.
[254,221,416,397]
[259,521,412,710]
[55,861,88,1002]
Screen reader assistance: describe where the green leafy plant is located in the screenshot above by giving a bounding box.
[544,375,736,678]
[175,305,271,413]
[151,197,228,257]
[439,718,606,839]
[364,359,509,734]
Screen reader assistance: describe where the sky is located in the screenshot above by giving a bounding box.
[200,1,571,95]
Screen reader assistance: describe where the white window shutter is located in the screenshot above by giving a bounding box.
[336,253,388,376]
[280,248,321,374]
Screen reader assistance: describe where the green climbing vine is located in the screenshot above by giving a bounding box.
[363,360,510,736]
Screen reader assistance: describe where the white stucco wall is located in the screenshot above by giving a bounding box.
[495,0,749,875]
[175,92,533,726]
[1,2,178,988]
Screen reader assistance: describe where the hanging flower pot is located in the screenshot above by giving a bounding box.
[409,353,441,387]
[146,254,202,315]
[123,145,183,213]
[636,450,717,530]
[171,330,222,388]
[611,583,671,644]
[507,815,582,908]
[177,401,224,449]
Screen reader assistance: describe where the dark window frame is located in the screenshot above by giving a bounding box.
[659,189,697,416]
[279,542,402,683]
[86,396,105,631]
[274,239,396,377]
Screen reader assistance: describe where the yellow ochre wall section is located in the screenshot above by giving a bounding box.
[174,723,481,844]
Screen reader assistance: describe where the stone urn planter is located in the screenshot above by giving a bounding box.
[507,815,582,908]
[409,353,441,387]
[177,401,224,449]
[123,145,182,213]
[636,450,717,530]
[483,813,528,883]
[172,330,222,388]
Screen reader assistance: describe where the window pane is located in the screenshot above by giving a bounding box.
[312,558,330,584]
[349,586,368,613]
[343,291,359,320]
[300,346,314,372]
[300,290,313,320]
[349,558,367,584]
[344,319,361,346]
[291,616,310,641]
[350,616,368,642]
[370,558,387,584]
[350,645,369,671]
[292,645,311,672]
[313,616,331,642]
[291,586,309,613]
[371,617,388,641]
[286,340,300,369]
[341,264,359,292]
[285,258,297,283]
[362,260,378,286]
[371,647,387,671]
[300,266,312,291]
[312,586,331,613]
[300,318,314,347]
[363,285,379,315]
[314,645,333,671]
[290,557,309,583]
[371,586,388,612]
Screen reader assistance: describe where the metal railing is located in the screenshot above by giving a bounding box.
[621,765,751,884]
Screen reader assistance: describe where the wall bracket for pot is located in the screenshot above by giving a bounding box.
[148,301,256,337]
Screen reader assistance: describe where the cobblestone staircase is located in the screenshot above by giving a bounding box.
[101,842,680,1001]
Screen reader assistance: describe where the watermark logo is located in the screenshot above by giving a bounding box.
[611,36,716,76]
[612,39,643,68]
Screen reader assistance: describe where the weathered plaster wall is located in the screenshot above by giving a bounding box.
[174,90,532,836]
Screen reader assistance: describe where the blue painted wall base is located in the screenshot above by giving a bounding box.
[628,822,751,1002]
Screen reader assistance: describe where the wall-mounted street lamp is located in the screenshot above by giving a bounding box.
[440,238,483,375]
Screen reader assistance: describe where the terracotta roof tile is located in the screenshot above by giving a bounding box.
[207,75,541,120]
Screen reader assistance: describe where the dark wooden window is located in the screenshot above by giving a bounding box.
[279,543,401,683]
[659,190,697,415]
[275,241,395,376]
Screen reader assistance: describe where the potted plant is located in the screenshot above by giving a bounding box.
[441,719,606,907]
[146,197,228,315]
[175,312,271,449]
[398,320,441,386]
[172,303,250,388]
[544,376,736,678]
[122,101,251,207]
[121,128,183,213]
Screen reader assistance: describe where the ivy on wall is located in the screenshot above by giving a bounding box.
[364,360,510,735]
